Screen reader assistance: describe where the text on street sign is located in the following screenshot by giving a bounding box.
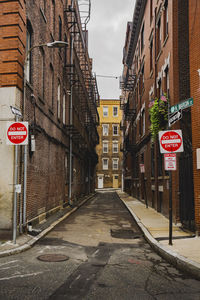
[159,130,184,153]
[6,122,29,145]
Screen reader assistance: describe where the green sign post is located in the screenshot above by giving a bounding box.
[170,97,193,113]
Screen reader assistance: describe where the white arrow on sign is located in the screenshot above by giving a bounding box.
[169,109,182,127]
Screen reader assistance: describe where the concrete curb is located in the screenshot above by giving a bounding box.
[0,194,95,258]
[119,196,200,281]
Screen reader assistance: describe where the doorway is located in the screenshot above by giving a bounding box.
[98,175,104,189]
[113,175,119,188]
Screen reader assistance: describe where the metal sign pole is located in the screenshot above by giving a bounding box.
[168,102,173,245]
[169,168,173,245]
[13,115,19,244]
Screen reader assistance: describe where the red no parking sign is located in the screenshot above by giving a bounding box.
[6,122,28,145]
[159,130,184,153]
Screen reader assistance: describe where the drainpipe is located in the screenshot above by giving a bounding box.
[69,0,74,205]
[22,53,28,231]
[154,6,159,212]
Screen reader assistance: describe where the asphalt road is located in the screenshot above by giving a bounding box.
[0,191,200,300]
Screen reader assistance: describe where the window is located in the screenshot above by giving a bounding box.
[49,65,54,109]
[103,141,108,153]
[150,35,153,72]
[112,158,119,170]
[164,66,170,98]
[113,106,118,117]
[158,79,162,99]
[112,141,118,153]
[102,124,109,136]
[113,125,118,136]
[50,0,55,36]
[163,0,168,40]
[139,64,144,94]
[63,93,66,124]
[150,0,153,23]
[142,109,145,136]
[157,18,161,55]
[103,106,108,117]
[39,48,45,99]
[141,23,144,52]
[59,16,62,41]
[26,21,32,83]
[57,81,61,119]
[102,158,109,170]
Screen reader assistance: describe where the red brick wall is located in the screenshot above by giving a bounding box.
[189,1,200,234]
[0,0,26,90]
[123,0,192,223]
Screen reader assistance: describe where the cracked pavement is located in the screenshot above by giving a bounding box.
[0,192,199,300]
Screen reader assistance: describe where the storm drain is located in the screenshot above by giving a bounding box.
[37,254,69,262]
[111,229,142,239]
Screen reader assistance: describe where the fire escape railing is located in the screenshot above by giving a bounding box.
[64,1,99,147]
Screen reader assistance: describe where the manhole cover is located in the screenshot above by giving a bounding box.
[37,254,69,262]
[111,229,141,239]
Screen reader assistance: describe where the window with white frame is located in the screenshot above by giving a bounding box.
[113,125,118,136]
[103,106,108,117]
[112,141,118,153]
[102,158,109,170]
[112,158,119,170]
[103,141,108,153]
[102,124,109,136]
[113,106,118,117]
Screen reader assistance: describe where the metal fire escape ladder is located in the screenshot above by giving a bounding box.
[77,0,91,31]
[64,0,99,148]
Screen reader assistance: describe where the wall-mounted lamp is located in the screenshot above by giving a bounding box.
[197,69,200,77]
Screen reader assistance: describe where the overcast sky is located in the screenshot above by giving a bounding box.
[87,0,136,100]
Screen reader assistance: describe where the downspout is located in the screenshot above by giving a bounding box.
[23,49,28,231]
[154,6,159,211]
[69,0,74,205]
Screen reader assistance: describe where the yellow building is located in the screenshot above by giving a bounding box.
[96,99,123,189]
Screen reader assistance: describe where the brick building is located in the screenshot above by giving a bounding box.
[96,99,122,189]
[0,0,99,238]
[189,1,200,234]
[121,0,196,232]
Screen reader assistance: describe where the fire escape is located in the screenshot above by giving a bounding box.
[64,0,99,159]
[120,68,136,153]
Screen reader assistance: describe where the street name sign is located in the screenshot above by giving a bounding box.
[168,109,182,127]
[6,122,28,145]
[159,130,184,153]
[170,97,193,113]
[10,106,22,117]
[164,153,176,171]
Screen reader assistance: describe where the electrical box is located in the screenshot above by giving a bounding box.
[31,135,35,152]
[197,148,200,169]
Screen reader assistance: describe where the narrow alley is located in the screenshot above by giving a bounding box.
[0,192,199,300]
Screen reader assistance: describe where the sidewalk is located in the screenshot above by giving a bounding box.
[117,191,200,280]
[0,193,95,258]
